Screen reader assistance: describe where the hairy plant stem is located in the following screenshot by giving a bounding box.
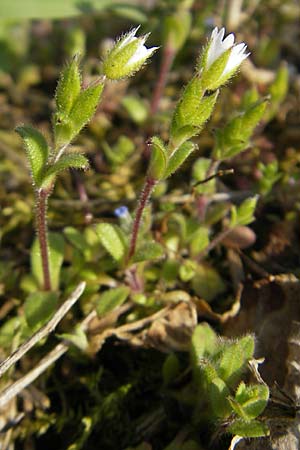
[150,43,175,115]
[127,176,157,262]
[36,188,51,291]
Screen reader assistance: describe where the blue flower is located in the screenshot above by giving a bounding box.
[114,206,129,218]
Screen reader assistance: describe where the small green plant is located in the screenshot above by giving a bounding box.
[163,323,269,440]
[3,15,290,448]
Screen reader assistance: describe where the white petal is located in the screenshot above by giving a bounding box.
[206,27,235,69]
[223,43,249,75]
[218,27,225,42]
[118,26,140,49]
[211,27,219,40]
[222,33,235,49]
[126,44,157,66]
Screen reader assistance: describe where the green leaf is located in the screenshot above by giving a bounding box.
[0,0,127,20]
[69,82,103,135]
[218,335,255,387]
[31,232,65,290]
[24,291,58,331]
[258,161,281,195]
[102,136,135,165]
[191,264,226,303]
[230,197,258,227]
[148,136,168,180]
[169,125,199,150]
[164,141,196,178]
[54,82,104,146]
[41,153,89,188]
[233,382,269,420]
[198,360,219,389]
[96,286,130,316]
[121,95,148,124]
[228,419,269,438]
[0,317,22,349]
[16,125,49,186]
[189,227,210,257]
[192,158,216,195]
[133,241,164,263]
[269,63,288,103]
[163,10,191,52]
[190,323,218,365]
[64,226,88,253]
[179,259,197,282]
[239,335,255,361]
[59,326,88,351]
[209,377,231,418]
[96,223,127,261]
[213,99,267,160]
[55,56,81,116]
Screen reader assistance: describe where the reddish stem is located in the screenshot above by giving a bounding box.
[127,177,156,262]
[36,189,51,291]
[150,43,175,116]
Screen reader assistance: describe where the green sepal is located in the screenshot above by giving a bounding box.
[200,48,231,90]
[16,125,49,186]
[96,223,127,261]
[55,56,81,116]
[96,286,130,316]
[24,291,58,332]
[103,33,156,80]
[41,153,89,188]
[31,232,65,291]
[103,38,141,80]
[148,136,168,180]
[227,419,269,438]
[230,197,258,228]
[232,381,269,420]
[164,141,196,178]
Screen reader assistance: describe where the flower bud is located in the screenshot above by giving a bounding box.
[199,27,250,90]
[103,27,158,80]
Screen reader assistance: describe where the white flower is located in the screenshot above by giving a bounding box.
[103,27,158,80]
[201,27,250,89]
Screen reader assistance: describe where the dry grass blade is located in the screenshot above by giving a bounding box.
[0,281,86,379]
